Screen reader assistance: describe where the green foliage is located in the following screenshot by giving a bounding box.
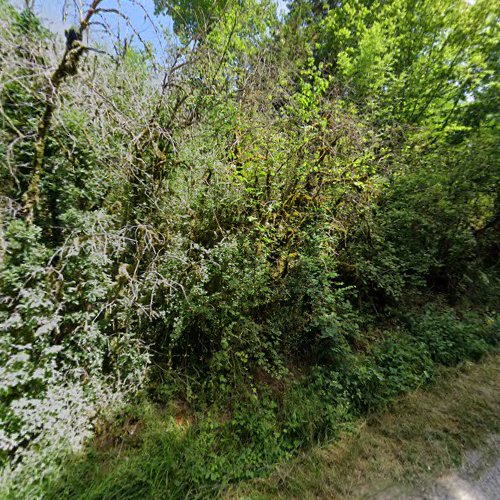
[341,333,435,413]
[314,0,500,132]
[41,303,497,498]
[409,306,497,366]
[342,123,499,304]
[155,0,231,38]
[0,0,499,495]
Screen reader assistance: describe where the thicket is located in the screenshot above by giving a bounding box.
[0,0,498,497]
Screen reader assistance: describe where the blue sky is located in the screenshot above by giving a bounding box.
[11,0,172,53]
[10,0,287,55]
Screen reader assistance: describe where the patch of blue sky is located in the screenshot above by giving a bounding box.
[10,0,288,63]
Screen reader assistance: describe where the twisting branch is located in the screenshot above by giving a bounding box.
[23,0,103,223]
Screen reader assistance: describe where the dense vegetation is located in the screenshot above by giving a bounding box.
[0,0,498,497]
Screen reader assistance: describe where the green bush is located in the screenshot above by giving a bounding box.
[1,0,498,494]
[409,306,495,366]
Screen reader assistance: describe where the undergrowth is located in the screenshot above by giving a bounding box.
[232,351,500,499]
[39,303,499,500]
[1,0,499,496]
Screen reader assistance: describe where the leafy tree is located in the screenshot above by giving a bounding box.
[0,0,498,495]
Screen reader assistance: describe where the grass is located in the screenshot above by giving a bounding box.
[41,348,500,500]
[228,351,500,499]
